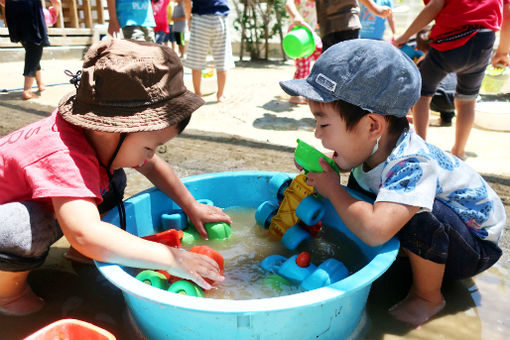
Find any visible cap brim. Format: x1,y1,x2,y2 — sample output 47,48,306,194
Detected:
58,90,204,133
280,79,337,103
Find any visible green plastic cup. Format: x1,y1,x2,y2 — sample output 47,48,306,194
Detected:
481,64,508,94
294,139,340,174
283,26,316,59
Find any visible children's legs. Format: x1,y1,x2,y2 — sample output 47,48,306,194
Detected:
178,44,186,58
35,70,46,92
290,56,312,104
389,249,446,326
216,70,227,102
192,69,202,96
0,270,44,316
412,96,432,140
451,98,476,159
23,76,35,99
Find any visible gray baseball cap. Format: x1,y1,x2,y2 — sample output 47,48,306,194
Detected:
280,39,421,117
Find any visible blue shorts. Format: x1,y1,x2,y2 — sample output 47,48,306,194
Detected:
155,31,168,44
398,199,501,280
167,24,175,42
0,169,127,272
347,174,501,280
420,31,495,100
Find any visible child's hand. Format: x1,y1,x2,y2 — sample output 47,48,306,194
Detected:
187,202,233,239
292,17,308,28
305,158,340,199
492,52,510,68
169,248,224,289
294,158,304,172
392,34,408,48
374,5,392,18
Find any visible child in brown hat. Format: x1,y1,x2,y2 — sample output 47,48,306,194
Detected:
0,38,231,316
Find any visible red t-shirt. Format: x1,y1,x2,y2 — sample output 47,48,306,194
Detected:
0,110,110,207
427,0,508,51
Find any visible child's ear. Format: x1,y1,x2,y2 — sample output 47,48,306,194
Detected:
366,113,385,138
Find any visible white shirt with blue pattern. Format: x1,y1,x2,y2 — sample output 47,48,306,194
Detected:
352,129,506,244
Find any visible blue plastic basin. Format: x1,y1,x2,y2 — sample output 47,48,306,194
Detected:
96,171,399,340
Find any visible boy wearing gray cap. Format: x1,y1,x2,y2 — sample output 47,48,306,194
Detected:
0,38,231,316
280,39,505,327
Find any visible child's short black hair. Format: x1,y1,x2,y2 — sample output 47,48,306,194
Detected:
332,100,409,135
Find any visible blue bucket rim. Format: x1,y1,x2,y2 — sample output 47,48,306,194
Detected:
95,170,399,313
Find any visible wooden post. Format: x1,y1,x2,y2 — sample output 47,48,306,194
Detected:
94,0,105,24
66,0,79,28
81,0,93,28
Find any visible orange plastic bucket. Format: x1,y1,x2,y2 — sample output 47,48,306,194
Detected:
24,319,116,340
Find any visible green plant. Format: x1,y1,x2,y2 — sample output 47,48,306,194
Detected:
232,0,288,60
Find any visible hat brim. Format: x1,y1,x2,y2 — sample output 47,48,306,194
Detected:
280,79,337,103
58,90,205,133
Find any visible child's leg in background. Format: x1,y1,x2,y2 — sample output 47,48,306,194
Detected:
21,42,43,99
290,48,320,104
0,201,62,315
412,96,433,139
451,99,476,158
414,49,448,140
293,55,312,79
391,199,501,326
176,32,186,58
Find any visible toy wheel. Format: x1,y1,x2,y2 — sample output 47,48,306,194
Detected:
204,221,232,240
262,273,290,294
269,173,292,201
135,270,169,290
296,196,325,226
168,280,205,297
281,224,311,250
255,201,279,229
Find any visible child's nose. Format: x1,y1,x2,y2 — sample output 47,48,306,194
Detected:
314,128,321,139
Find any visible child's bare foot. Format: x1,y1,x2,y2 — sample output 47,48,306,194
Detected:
37,83,47,92
217,95,228,103
22,90,34,100
0,285,44,316
389,292,445,327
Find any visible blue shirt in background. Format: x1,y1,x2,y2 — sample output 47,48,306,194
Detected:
116,0,155,28
360,0,392,40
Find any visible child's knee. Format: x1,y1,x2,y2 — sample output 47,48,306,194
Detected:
0,201,61,271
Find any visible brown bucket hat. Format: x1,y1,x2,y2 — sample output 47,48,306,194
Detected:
58,38,204,133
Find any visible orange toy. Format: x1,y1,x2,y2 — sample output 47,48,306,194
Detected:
142,229,183,248
24,319,116,340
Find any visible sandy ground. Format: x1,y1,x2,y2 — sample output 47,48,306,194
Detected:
0,57,509,339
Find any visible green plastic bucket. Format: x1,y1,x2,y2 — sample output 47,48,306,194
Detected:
481,65,509,94
283,26,316,59
294,139,340,174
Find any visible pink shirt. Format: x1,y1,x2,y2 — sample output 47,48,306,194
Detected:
152,0,170,33
0,111,109,207
427,0,508,51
